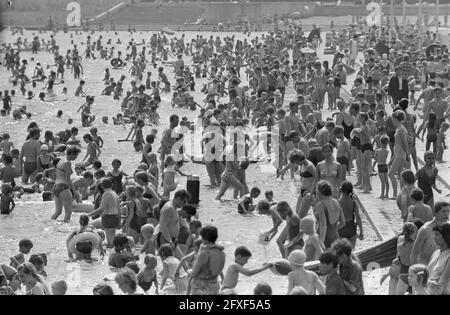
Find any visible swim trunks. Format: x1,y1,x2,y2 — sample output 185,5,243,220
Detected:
101,214,120,229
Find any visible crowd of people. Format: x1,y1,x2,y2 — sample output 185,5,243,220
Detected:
1,15,450,295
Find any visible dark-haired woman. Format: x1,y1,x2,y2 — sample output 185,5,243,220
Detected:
314,180,345,249
338,181,363,249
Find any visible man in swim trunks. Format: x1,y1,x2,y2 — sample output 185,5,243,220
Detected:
157,190,191,249
19,127,41,184
160,114,180,171
88,178,120,248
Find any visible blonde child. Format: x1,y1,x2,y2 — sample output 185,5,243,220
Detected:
300,216,324,262
407,264,429,295
140,224,156,255
159,244,188,293
374,135,390,199
162,154,189,199
137,254,159,295
287,250,325,295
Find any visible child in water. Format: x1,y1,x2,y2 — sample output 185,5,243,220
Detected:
159,244,188,293
0,183,15,215
221,246,272,292
137,254,159,295
300,216,324,262
82,134,101,167
237,187,261,214
287,250,325,295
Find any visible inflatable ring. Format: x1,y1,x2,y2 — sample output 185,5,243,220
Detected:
270,259,292,276
110,58,124,68
68,232,101,256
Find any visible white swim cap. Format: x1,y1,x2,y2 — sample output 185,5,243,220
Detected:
40,144,49,151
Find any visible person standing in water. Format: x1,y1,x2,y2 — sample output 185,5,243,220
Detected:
51,146,81,223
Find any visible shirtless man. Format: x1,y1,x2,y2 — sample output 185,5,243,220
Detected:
19,127,41,184
426,87,450,130
285,101,306,138
160,114,179,171
87,178,120,247
157,190,191,248
410,201,450,265
316,121,334,147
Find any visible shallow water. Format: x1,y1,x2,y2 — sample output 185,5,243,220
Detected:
0,29,388,295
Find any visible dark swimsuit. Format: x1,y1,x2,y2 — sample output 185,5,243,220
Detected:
138,273,156,292
338,200,357,239
300,170,314,196
342,121,354,140
318,203,340,249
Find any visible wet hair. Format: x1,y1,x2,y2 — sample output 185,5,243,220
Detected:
411,188,424,202
319,251,339,268
400,170,416,185
135,172,149,184
200,225,218,244
235,246,252,258
79,214,89,227
433,222,450,248
317,180,333,197
253,282,272,295
158,244,173,259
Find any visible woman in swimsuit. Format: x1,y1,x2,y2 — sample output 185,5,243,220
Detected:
389,110,409,199
416,151,441,210
338,181,363,249
106,159,127,195
314,144,343,198
215,145,246,201
51,146,80,223
314,181,345,250
281,149,316,216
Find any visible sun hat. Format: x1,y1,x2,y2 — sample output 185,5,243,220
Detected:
288,250,306,266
